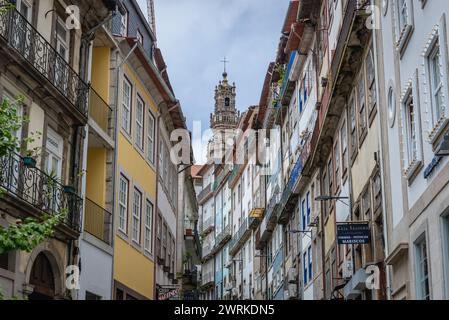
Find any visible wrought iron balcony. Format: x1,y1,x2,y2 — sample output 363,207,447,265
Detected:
201,271,214,288
212,224,231,254
84,198,112,245
0,7,89,118
280,51,297,105
259,192,280,244
0,152,83,234
229,217,254,257
201,216,214,236
89,88,113,138
201,242,214,262
277,157,302,225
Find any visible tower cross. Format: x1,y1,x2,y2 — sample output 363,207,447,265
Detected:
221,56,229,73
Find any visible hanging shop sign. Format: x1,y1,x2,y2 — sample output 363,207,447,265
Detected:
336,222,371,245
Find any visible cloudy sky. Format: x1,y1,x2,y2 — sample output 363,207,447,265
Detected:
137,0,289,163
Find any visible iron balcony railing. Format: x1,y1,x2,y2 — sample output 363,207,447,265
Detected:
84,198,112,245
201,216,214,236
0,152,83,233
0,6,89,117
213,224,231,253
89,88,113,137
229,217,254,256
201,271,214,287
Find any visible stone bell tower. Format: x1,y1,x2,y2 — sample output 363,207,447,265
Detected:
210,60,240,130
207,58,240,163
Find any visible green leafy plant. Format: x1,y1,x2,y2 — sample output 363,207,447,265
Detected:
0,97,66,255
0,2,14,15
0,210,68,255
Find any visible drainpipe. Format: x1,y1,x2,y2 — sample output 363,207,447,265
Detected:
110,39,139,299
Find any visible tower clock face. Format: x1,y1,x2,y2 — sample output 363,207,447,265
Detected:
382,0,388,16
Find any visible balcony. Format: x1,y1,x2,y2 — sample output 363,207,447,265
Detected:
280,51,297,106
84,198,112,245
229,217,254,257
213,169,229,192
277,157,302,225
0,152,83,236
89,88,113,138
200,271,214,289
0,7,89,120
259,193,280,245
212,224,231,254
201,242,214,262
201,216,215,236
197,183,212,204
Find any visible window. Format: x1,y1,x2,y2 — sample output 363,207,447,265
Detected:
55,17,69,62
121,10,128,36
136,29,143,45
144,200,153,253
136,95,144,150
119,175,129,233
424,16,449,139
334,140,341,189
45,128,63,180
132,189,142,243
306,191,311,227
366,48,377,117
349,95,358,156
122,78,132,134
225,97,230,107
357,72,367,140
147,112,155,163
415,237,430,300
303,252,308,285
340,121,348,175
394,0,413,52
362,187,371,218
401,74,422,177
308,246,312,282
388,86,396,127
301,199,306,230
372,172,382,211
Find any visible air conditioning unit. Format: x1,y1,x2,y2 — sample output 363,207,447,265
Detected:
288,268,297,284
343,260,354,280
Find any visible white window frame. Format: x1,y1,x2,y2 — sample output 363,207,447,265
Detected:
400,71,423,180
414,235,430,300
423,15,449,143
393,0,414,54
144,200,153,254
135,95,144,150
132,188,142,244
45,128,63,180
147,111,155,164
122,77,132,134
119,175,129,233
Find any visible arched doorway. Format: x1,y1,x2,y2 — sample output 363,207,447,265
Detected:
28,253,56,300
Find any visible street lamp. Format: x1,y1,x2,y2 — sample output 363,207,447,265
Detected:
315,195,350,207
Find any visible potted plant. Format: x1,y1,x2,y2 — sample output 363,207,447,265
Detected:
22,155,36,168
